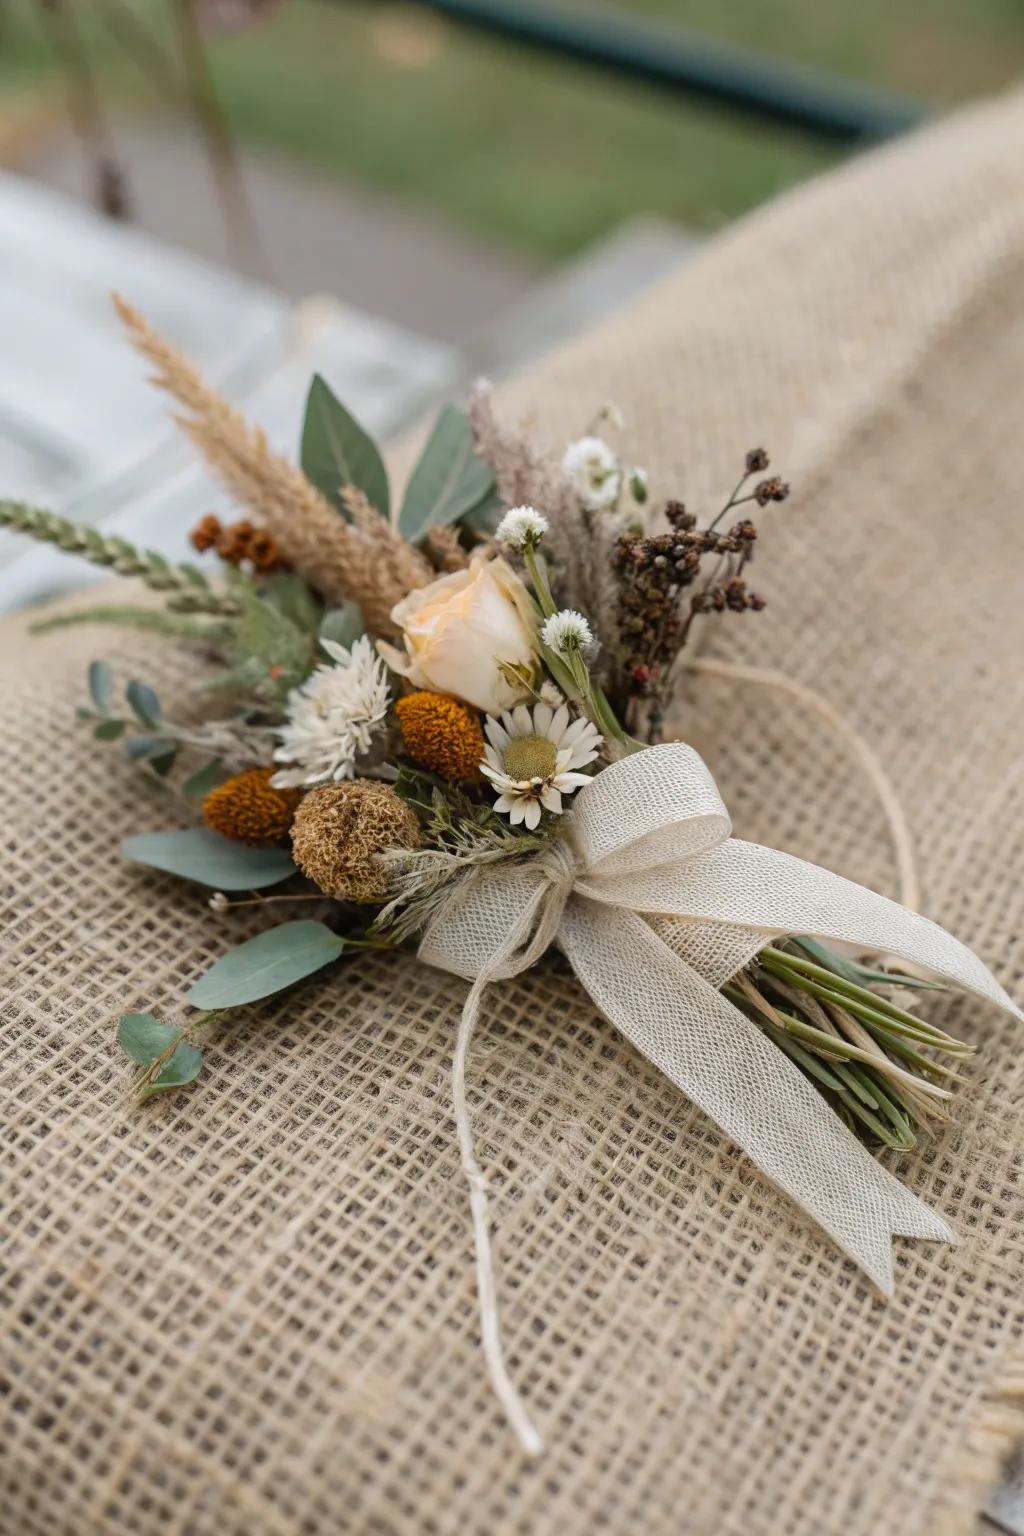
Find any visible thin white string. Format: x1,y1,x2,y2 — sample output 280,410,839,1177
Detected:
682,658,921,912
452,969,544,1457
446,848,576,1453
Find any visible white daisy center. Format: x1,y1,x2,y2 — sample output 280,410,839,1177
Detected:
502,734,557,782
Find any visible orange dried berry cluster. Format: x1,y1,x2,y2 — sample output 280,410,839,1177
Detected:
190,514,289,574
203,766,302,846
395,691,484,782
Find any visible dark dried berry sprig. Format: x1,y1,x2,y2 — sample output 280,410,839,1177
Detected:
754,477,790,506
610,446,790,733
691,577,766,615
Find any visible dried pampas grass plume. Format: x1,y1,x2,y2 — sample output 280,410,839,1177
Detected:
468,380,622,674
112,294,431,634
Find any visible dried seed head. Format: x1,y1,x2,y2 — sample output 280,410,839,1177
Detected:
203,766,302,846
290,780,421,902
754,477,790,506
395,691,484,782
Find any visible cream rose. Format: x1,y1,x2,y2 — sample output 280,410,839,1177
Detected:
377,554,539,714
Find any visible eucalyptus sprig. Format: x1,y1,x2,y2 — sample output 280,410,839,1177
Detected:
117,1010,216,1100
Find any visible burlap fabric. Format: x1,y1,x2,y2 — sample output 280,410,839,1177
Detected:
4,88,1024,1536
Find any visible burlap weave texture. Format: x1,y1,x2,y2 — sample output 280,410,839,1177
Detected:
4,87,1024,1536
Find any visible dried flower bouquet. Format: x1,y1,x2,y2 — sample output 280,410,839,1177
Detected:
3,299,1018,1452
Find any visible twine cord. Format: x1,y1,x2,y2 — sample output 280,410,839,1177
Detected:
453,968,544,1458
448,868,572,1459
682,658,921,913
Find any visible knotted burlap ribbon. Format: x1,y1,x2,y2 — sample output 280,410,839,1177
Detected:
418,742,1021,1451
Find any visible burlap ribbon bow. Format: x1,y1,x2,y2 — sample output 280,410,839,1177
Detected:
418,742,1021,1451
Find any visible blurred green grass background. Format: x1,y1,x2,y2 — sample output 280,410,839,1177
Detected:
2,0,1023,259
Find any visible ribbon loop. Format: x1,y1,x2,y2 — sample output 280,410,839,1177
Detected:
567,741,731,878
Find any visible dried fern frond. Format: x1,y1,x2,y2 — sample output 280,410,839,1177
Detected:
468,381,623,674
113,295,431,633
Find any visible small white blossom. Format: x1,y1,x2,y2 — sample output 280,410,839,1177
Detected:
495,504,549,550
562,435,622,512
537,679,565,707
480,702,603,829
271,636,390,789
541,609,593,655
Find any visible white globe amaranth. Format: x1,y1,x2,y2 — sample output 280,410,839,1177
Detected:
541,608,594,655
495,504,549,550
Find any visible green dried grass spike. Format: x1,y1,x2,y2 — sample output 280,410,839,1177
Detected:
0,499,240,616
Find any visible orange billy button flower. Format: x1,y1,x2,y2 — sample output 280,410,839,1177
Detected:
203,766,302,846
395,690,485,782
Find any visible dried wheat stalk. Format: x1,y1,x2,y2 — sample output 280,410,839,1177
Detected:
113,294,432,634
425,523,470,572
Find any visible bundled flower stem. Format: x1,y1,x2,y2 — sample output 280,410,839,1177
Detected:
730,940,967,1149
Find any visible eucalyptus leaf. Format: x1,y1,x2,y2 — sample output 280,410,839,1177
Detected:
399,406,495,541
122,827,296,889
301,374,389,517
149,749,179,778
186,920,345,1009
94,718,126,741
319,603,365,650
125,734,177,761
89,659,114,714
117,1011,180,1064
461,486,504,535
182,758,223,801
126,679,162,727
140,1041,203,1098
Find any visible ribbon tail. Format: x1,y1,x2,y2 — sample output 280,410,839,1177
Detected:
559,898,952,1295
582,838,1021,1022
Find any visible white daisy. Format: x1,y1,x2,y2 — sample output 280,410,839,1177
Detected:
495,504,549,550
480,702,603,829
541,609,593,655
271,636,390,788
561,435,622,512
